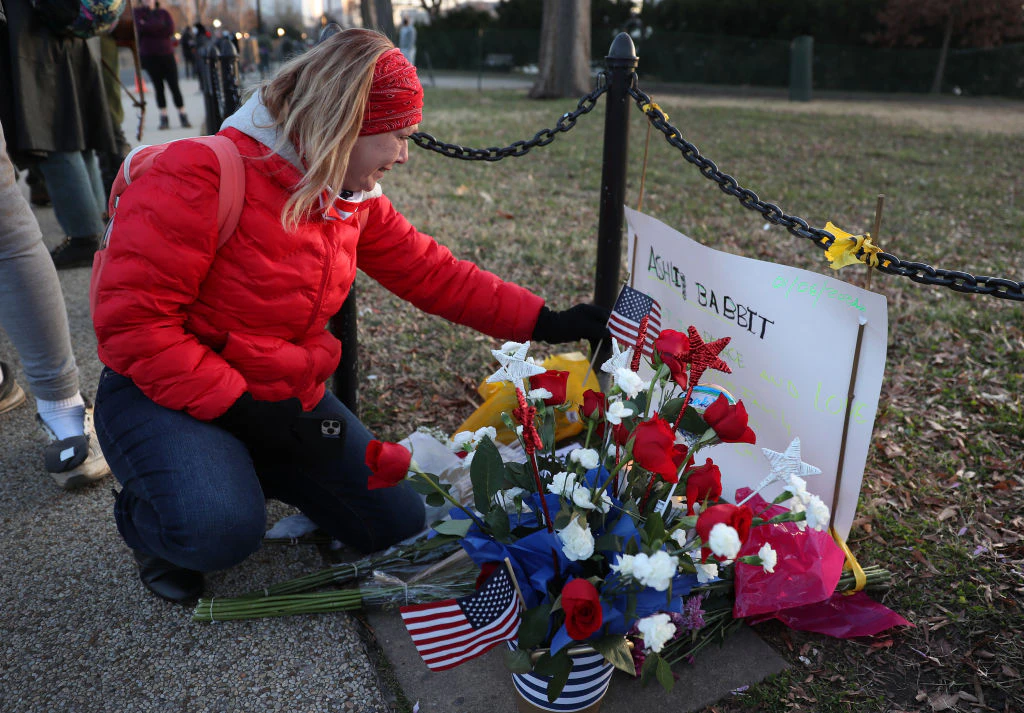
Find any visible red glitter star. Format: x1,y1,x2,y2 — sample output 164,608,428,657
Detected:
686,326,732,388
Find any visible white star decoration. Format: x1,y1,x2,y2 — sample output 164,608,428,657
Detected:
600,339,632,375
738,437,822,506
486,341,546,385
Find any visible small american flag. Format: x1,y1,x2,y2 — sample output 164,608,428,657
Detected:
400,564,521,671
608,285,662,356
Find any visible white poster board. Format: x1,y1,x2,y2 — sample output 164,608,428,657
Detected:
625,208,888,539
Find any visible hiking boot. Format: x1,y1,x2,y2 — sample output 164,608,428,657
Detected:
50,235,100,270
158,115,170,130
0,362,27,414
179,112,192,129
37,404,111,489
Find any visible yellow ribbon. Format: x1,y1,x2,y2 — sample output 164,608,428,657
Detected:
640,102,669,122
822,221,885,270
830,527,867,594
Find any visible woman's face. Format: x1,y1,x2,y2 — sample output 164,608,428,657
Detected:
341,126,417,193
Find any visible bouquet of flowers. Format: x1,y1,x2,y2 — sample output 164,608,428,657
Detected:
367,319,841,704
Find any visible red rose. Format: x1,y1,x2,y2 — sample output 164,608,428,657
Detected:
580,389,606,420
474,561,501,589
702,395,756,444
530,370,569,406
561,577,603,640
611,422,632,447
696,503,753,561
631,416,679,482
685,458,722,515
365,440,411,490
654,329,690,388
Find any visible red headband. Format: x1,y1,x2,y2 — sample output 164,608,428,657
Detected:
360,48,424,136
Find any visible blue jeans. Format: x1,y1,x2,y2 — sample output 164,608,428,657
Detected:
0,124,80,400
37,150,106,238
93,369,426,571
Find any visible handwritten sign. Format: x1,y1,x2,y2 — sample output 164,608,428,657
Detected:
626,208,888,539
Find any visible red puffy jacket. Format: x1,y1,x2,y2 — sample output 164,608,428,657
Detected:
92,128,543,420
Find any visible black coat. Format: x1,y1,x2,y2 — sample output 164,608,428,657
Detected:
0,0,116,163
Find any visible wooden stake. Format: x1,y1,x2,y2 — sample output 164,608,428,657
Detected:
503,557,528,612
828,318,867,532
866,194,884,291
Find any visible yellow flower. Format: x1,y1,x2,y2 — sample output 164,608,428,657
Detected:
641,102,669,122
823,221,883,270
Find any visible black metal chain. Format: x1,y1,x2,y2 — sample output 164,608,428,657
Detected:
628,83,1024,302
410,77,609,161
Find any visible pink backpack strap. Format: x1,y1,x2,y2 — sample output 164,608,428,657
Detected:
192,135,245,249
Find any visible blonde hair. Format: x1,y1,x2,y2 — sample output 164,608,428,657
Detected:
260,29,394,231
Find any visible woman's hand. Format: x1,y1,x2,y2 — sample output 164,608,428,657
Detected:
531,304,611,345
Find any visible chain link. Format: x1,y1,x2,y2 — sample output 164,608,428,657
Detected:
410,77,608,161
628,84,1024,302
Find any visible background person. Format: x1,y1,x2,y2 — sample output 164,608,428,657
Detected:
398,17,416,65
133,0,190,130
90,29,608,604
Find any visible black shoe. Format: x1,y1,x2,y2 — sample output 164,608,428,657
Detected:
133,551,204,603
158,115,170,130
50,235,100,270
179,112,192,129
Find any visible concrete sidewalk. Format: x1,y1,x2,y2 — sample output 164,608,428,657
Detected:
0,75,786,713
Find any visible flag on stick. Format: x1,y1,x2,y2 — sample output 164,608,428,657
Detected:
400,563,521,671
608,285,662,356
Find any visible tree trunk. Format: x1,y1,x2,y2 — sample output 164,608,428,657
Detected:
930,11,954,94
529,0,592,99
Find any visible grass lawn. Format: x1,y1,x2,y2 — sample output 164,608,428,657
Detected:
355,84,1024,713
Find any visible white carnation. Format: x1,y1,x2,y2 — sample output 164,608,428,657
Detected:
528,388,553,402
610,553,634,577
572,487,612,513
570,448,600,470
472,427,497,446
708,523,742,561
499,341,527,354
557,516,595,562
547,471,576,496
636,613,677,654
451,431,474,450
630,551,678,592
783,475,809,501
613,368,648,399
670,529,687,547
493,487,526,512
804,494,831,531
758,542,777,574
606,400,634,425
688,552,718,583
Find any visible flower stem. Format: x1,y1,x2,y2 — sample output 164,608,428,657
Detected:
411,465,488,531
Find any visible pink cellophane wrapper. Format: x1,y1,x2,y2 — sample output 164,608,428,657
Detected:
732,490,845,619
754,591,912,637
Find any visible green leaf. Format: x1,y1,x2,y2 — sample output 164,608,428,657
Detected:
470,437,507,514
539,408,556,453
407,472,447,497
533,650,573,702
643,511,667,548
659,396,686,424
678,405,708,435
504,645,533,674
639,650,658,685
655,654,675,691
431,519,472,537
553,509,572,531
517,605,551,650
425,492,445,507
593,532,621,553
591,635,636,676
485,507,511,541
504,461,534,491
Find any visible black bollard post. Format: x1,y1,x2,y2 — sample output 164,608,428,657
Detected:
198,43,223,133
321,21,360,415
593,33,638,366
216,38,242,118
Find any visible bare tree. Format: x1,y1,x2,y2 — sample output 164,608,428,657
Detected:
876,0,1024,93
529,0,592,99
419,0,444,22
361,0,396,39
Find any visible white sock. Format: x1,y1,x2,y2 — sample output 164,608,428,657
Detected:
36,394,87,440
0,367,5,386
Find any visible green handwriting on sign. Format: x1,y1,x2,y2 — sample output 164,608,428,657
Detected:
758,370,869,424
772,276,866,313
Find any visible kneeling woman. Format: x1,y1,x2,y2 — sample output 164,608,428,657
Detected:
91,30,607,603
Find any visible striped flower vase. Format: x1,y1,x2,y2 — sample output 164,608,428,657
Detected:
508,643,614,713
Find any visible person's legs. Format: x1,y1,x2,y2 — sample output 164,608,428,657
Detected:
94,369,267,573
37,151,107,268
156,55,190,128
141,55,170,129
258,391,426,554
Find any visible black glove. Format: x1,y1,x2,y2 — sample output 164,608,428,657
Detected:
214,393,346,461
531,304,611,345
